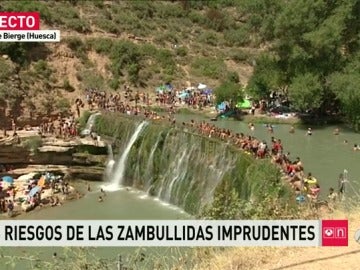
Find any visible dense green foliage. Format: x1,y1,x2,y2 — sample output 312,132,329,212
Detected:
214,81,244,107
244,0,360,128
0,0,359,129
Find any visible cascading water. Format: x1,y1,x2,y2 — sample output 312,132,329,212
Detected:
143,133,162,193
104,121,148,191
97,114,283,214
80,112,101,136
104,143,115,181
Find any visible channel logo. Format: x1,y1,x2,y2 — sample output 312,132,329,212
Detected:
321,220,348,246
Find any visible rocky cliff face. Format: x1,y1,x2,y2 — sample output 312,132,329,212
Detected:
0,136,107,181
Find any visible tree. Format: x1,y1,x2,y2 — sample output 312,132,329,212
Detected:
247,53,284,99
246,0,360,121
288,73,323,112
330,54,360,130
214,81,243,107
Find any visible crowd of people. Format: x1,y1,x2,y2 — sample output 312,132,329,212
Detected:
38,114,79,139
0,173,71,218
79,90,342,209
78,86,349,210
1,84,345,213
79,86,214,114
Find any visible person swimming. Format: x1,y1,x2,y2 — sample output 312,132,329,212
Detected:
289,126,295,134
98,196,103,202
307,128,312,136
333,128,340,135
249,123,255,131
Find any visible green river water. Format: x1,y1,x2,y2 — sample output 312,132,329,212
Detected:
175,115,360,198
3,182,190,269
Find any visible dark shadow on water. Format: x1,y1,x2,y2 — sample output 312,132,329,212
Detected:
270,249,360,270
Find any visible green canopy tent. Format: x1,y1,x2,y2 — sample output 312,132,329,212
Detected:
155,85,166,93
236,99,251,109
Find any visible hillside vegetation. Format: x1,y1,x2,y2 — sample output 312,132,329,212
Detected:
0,0,359,129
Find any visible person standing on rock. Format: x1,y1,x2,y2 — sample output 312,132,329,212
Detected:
7,200,14,217
11,118,16,135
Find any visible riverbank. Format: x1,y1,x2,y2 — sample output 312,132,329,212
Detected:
149,104,303,125
0,173,84,219
0,129,109,219
148,103,346,126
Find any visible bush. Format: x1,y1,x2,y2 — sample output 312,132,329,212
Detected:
129,1,156,19
139,44,158,57
33,60,52,79
22,136,42,152
175,46,188,57
197,31,220,46
87,38,113,54
93,18,119,34
214,81,243,105
128,63,140,85
109,78,120,90
51,4,79,23
224,26,251,46
156,2,185,18
65,36,88,61
56,98,71,114
77,69,105,89
110,41,141,75
63,79,75,92
156,49,176,70
0,59,14,80
2,1,52,24
65,18,91,33
229,49,251,62
191,57,227,79
227,71,240,83
204,9,233,32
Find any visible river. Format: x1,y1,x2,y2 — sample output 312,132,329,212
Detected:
175,114,360,199
4,182,190,269
3,113,360,269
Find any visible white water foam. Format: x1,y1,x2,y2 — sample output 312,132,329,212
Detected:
101,183,123,192
104,121,148,191
80,112,101,136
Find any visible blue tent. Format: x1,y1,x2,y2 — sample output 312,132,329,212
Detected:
217,102,227,111
202,89,212,95
2,176,13,184
165,83,173,90
177,91,189,99
29,186,42,197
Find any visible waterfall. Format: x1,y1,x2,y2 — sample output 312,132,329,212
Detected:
97,114,283,214
81,112,101,136
104,143,115,181
106,121,148,190
144,133,162,192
